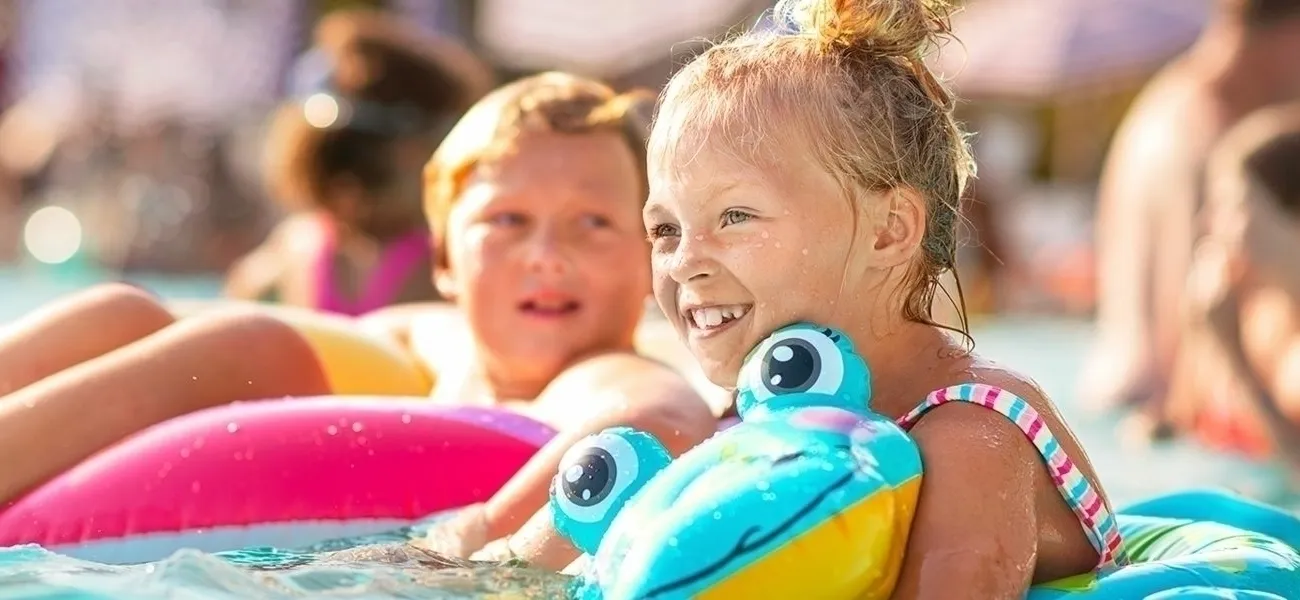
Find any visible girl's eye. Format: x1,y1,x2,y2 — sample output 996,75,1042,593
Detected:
721,209,754,226
488,212,527,227
647,223,680,240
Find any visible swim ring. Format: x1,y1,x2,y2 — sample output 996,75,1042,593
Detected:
260,306,434,395
0,397,552,563
550,322,1300,600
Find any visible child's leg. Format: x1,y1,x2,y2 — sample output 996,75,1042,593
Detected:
0,283,176,397
0,309,333,504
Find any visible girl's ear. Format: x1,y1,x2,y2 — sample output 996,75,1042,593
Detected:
868,187,926,269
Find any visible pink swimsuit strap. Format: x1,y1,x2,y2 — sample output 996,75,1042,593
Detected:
315,224,431,317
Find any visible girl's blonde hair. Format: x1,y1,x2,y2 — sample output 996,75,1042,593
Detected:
651,0,975,337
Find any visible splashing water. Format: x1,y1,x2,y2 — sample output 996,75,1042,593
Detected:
0,525,574,599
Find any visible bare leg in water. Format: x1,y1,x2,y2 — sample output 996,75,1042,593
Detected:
0,284,335,504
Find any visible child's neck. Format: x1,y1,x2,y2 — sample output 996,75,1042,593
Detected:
848,319,964,416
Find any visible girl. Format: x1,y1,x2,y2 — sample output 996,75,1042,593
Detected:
498,0,1123,595
0,74,716,527
225,9,493,314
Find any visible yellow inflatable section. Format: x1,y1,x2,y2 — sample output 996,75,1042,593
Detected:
168,300,434,396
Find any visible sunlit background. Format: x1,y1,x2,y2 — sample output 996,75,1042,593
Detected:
0,0,1297,544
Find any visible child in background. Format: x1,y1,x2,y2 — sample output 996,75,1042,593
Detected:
494,0,1123,593
1166,102,1300,469
225,10,493,315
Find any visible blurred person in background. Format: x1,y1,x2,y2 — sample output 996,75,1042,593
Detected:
1083,0,1300,433
224,9,493,314
1166,102,1300,471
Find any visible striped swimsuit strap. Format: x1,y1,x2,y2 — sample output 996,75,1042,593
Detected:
895,383,1125,567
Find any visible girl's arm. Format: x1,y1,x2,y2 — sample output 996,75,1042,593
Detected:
426,354,716,567
889,402,1042,599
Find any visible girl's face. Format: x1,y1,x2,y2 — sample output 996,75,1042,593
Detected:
439,130,650,389
644,136,887,388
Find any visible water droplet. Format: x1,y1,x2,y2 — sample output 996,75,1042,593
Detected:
755,480,770,491
694,234,704,241
190,481,202,493
802,248,809,255
400,414,412,424
191,376,197,381
667,537,679,547
143,564,156,574
233,452,244,461
760,231,770,239
775,241,782,248
712,511,723,520
326,425,339,435
21,399,34,409
226,422,239,433
351,422,364,432
179,448,190,458
192,438,206,449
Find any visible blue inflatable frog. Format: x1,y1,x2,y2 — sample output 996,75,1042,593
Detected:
548,322,924,599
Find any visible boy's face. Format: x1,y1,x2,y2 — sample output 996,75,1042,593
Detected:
644,135,871,388
438,130,650,387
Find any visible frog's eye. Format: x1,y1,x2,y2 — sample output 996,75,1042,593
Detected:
553,431,642,526
745,327,845,402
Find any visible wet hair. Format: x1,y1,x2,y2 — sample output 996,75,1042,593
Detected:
1215,103,1300,215
650,0,975,338
424,72,656,268
266,9,493,213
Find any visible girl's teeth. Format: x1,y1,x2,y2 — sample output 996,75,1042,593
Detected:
690,305,748,329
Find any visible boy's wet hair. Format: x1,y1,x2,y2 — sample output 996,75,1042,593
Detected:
266,9,493,212
1215,103,1300,215
424,72,656,268
651,0,975,339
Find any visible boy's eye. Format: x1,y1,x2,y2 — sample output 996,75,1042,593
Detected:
488,212,527,227
581,214,612,228
721,209,754,226
647,223,680,239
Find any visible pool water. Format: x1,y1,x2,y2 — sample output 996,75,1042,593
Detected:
0,269,1296,598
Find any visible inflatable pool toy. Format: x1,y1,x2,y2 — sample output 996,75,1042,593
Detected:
1026,488,1300,599
550,322,1300,599
550,322,924,599
265,307,434,395
0,398,553,563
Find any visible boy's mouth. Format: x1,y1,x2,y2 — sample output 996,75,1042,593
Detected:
519,297,582,318
684,304,752,332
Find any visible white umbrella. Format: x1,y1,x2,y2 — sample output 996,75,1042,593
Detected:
475,0,767,78
931,0,1214,99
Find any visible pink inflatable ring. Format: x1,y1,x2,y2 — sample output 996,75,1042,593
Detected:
0,397,553,563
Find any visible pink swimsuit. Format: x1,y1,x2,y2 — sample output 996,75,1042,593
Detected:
314,223,431,317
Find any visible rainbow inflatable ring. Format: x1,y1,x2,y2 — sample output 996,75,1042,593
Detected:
550,322,1300,600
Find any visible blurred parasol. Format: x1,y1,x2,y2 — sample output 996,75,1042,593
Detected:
931,0,1215,99
475,0,767,78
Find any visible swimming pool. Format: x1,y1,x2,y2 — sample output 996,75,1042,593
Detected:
1,269,1295,598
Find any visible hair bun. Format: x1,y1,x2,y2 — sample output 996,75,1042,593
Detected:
773,0,957,58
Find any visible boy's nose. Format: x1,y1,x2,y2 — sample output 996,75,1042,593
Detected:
524,231,572,276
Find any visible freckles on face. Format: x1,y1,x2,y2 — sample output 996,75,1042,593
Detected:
645,142,858,385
